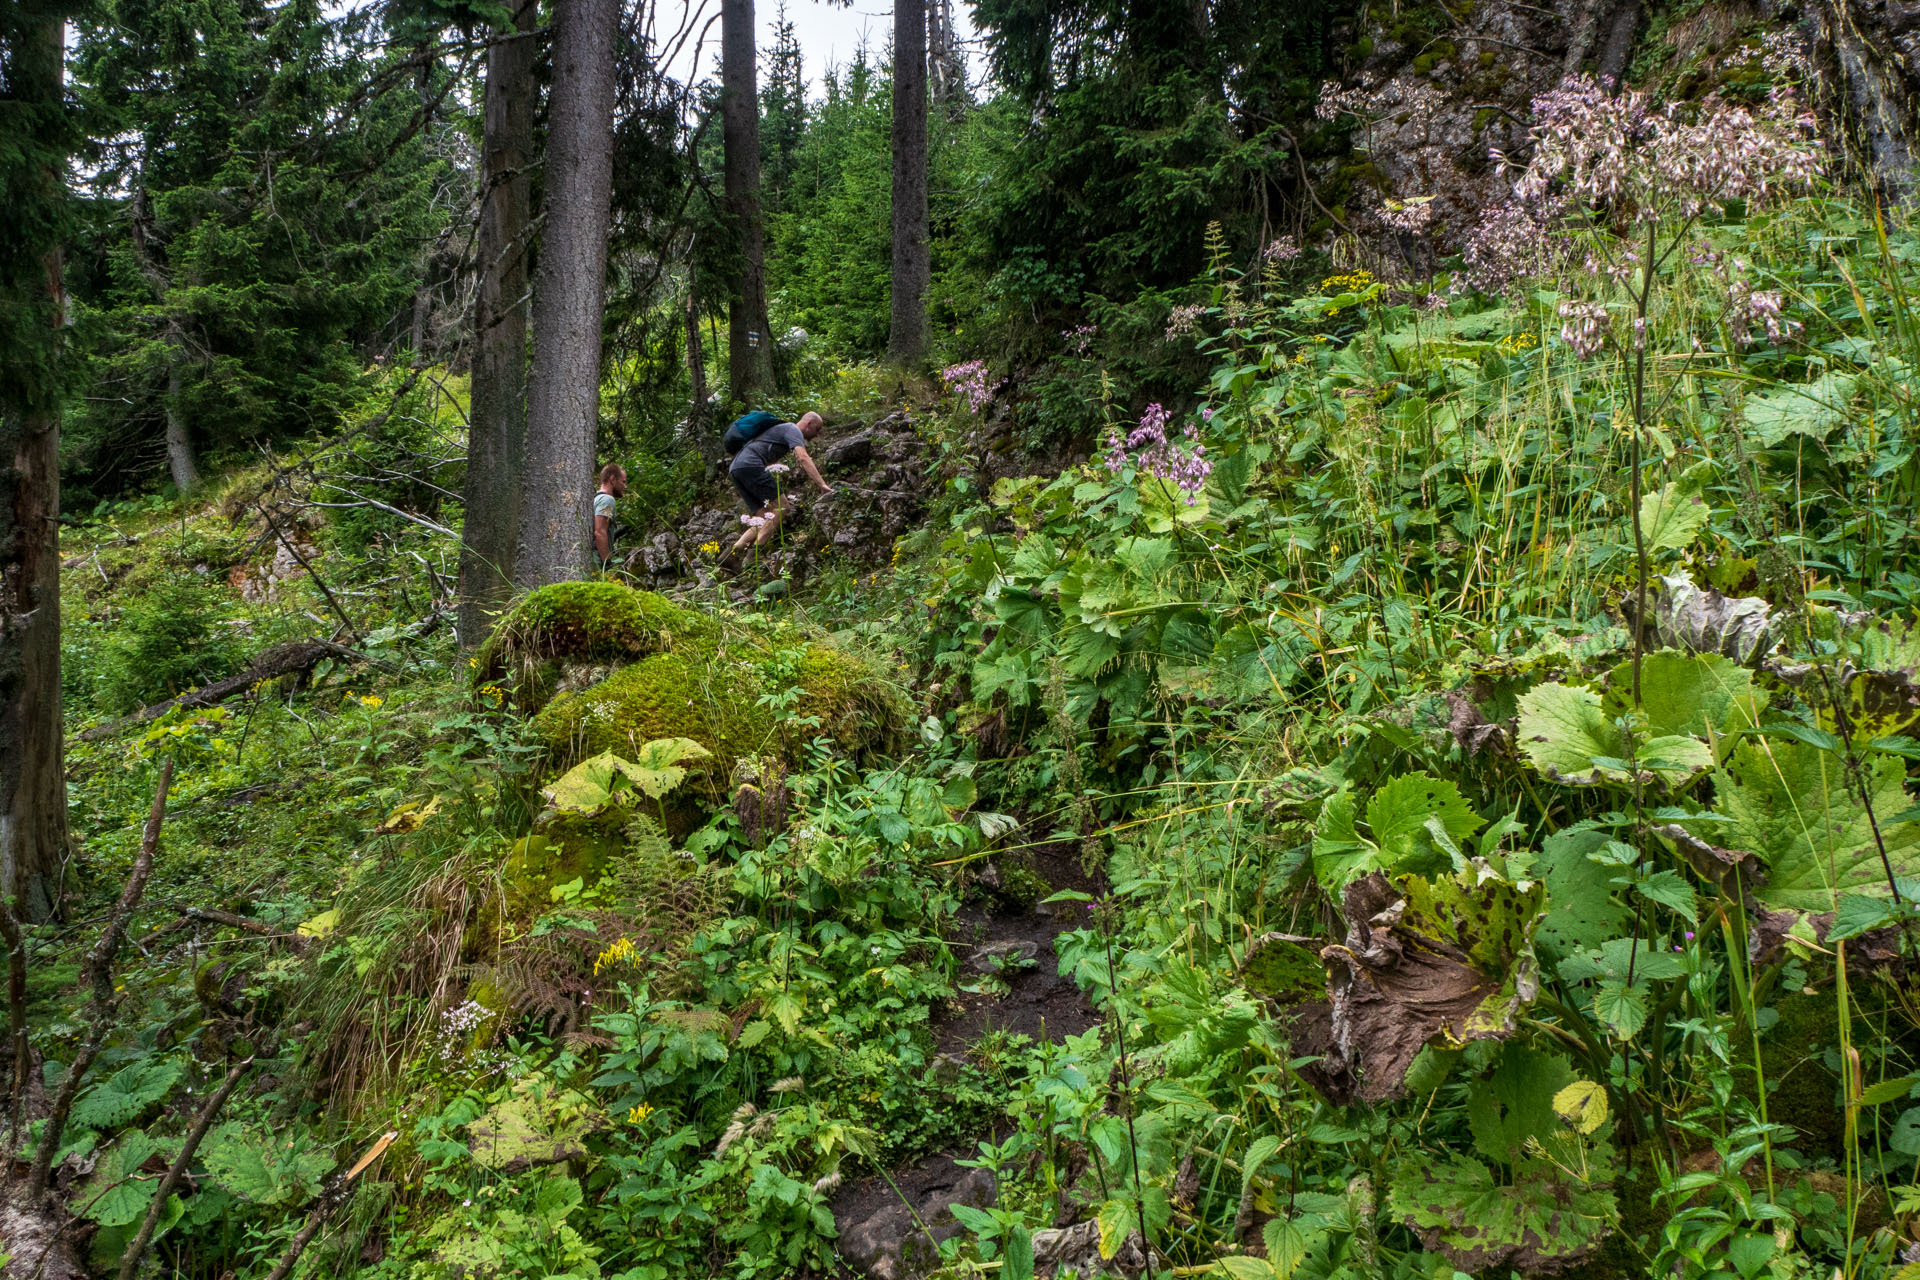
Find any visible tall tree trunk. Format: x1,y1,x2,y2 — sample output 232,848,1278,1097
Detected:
721,0,773,400
163,330,200,495
457,0,537,643
889,0,930,367
516,0,619,588
0,9,71,924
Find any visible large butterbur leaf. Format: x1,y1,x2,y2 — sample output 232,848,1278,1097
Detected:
1636,461,1716,556
1310,773,1483,892
1743,369,1857,445
1516,681,1712,786
1312,867,1544,1103
201,1123,335,1206
1387,1153,1616,1273
1709,738,1920,912
1602,650,1765,751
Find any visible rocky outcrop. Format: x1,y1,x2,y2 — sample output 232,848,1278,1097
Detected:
833,1161,997,1280
621,411,931,595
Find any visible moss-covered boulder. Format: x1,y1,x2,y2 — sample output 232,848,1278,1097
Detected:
476,581,716,707
531,641,906,799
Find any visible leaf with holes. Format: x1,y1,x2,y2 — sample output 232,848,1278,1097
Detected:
1387,1153,1616,1273
201,1124,334,1206
70,1059,182,1132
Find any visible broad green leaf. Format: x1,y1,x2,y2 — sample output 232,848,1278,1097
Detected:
542,751,629,815
70,1059,182,1132
1637,480,1710,555
201,1124,334,1206
1003,1224,1035,1280
1603,650,1765,746
1467,1046,1573,1165
1712,738,1920,911
1593,980,1648,1040
1214,1259,1277,1280
1096,1198,1134,1260
1263,1218,1318,1276
1366,773,1483,870
1634,870,1699,924
1311,774,1483,892
1241,1134,1283,1194
466,1084,604,1173
1743,370,1857,445
1728,1232,1775,1279
77,1131,165,1226
1386,1154,1616,1272
1516,684,1622,786
624,737,713,799
1535,829,1630,962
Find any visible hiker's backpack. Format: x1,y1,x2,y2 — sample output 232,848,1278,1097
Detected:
722,410,783,457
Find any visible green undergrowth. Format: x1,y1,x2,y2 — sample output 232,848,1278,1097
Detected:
21,185,1920,1280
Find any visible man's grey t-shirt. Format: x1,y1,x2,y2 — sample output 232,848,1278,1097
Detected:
730,422,805,471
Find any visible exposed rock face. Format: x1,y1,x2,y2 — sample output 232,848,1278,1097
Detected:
834,1164,997,1280
1327,0,1645,249
1810,0,1920,195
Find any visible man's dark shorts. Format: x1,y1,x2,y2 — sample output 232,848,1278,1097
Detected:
731,465,779,511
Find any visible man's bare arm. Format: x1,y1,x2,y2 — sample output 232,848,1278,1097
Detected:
594,515,613,561
791,447,833,494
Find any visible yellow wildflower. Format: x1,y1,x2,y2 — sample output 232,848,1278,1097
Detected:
628,1103,655,1124
594,936,637,975
699,541,720,554
359,695,384,709
1320,269,1375,293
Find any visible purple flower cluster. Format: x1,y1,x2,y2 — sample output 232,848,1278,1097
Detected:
941,360,993,413
1263,235,1301,262
1696,246,1801,347
1557,299,1610,358
1061,324,1097,358
1508,76,1819,221
1164,304,1206,340
1103,403,1213,503
1459,201,1561,295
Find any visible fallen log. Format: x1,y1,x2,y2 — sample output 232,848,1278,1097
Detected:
79,638,388,741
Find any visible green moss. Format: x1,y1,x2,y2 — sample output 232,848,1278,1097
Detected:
476,581,717,703
530,641,908,804
1754,992,1845,1158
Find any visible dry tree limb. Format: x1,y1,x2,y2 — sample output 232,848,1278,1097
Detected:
114,1057,253,1280
256,504,360,643
26,761,172,1202
260,1131,397,1280
181,908,311,956
80,638,389,741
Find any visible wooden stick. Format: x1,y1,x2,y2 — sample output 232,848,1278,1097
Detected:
115,1057,253,1280
27,761,171,1201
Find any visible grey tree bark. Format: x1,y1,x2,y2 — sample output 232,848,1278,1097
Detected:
889,0,931,367
457,0,537,644
721,0,774,399
517,0,619,588
0,9,71,925
163,338,200,495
